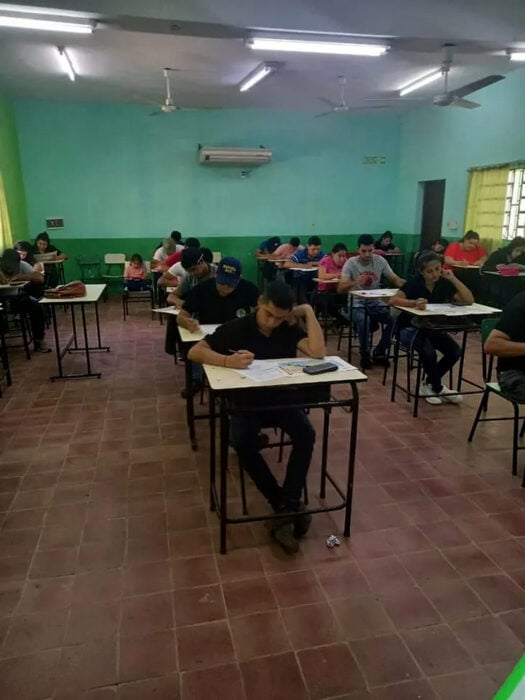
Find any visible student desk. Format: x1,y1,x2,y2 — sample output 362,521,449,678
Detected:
482,270,525,305
42,259,66,286
204,356,367,553
0,281,33,360
0,303,11,391
178,323,220,449
39,284,109,380
390,302,501,416
347,289,399,363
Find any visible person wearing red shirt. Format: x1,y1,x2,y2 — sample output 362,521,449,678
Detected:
444,230,488,267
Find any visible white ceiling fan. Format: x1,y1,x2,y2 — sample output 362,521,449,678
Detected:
315,76,389,117
149,67,180,116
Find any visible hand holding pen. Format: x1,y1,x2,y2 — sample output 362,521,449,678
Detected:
225,348,255,369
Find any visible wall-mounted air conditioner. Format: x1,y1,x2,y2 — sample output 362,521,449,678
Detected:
198,146,272,165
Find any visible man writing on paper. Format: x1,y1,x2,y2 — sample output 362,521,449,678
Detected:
188,281,326,554
177,257,258,397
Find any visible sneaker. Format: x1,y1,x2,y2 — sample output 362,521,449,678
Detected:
180,381,203,399
439,385,463,404
266,518,299,554
419,383,442,405
372,353,390,368
360,353,373,370
34,340,51,353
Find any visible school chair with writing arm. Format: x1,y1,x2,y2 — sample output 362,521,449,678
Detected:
102,253,126,299
122,261,155,320
468,318,525,485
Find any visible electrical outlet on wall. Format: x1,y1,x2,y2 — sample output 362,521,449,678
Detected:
447,220,458,230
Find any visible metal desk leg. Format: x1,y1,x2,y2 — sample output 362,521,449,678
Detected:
319,406,330,499
219,396,230,554
209,390,217,512
391,332,400,403
456,330,469,392
94,302,107,350
185,359,197,450
71,305,79,349
50,306,63,379
347,296,354,363
344,382,359,537
80,304,92,376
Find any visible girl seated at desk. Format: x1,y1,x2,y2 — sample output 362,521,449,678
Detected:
375,231,400,254
15,241,44,276
389,252,473,405
124,253,151,292
33,231,68,261
444,230,488,267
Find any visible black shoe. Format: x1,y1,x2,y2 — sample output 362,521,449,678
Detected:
372,353,390,368
360,353,373,370
266,518,299,554
180,381,203,399
294,505,312,539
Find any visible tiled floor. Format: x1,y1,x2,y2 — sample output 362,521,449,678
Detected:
0,299,524,699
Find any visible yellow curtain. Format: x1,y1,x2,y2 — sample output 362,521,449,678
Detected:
464,167,508,251
0,172,13,251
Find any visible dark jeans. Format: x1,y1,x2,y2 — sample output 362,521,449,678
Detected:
230,408,316,510
124,279,151,292
8,296,45,343
498,370,525,404
352,301,394,355
400,327,461,393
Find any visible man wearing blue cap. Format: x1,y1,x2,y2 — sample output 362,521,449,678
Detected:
177,257,259,396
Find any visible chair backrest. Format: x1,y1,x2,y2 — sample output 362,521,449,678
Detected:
104,253,126,264
481,317,499,344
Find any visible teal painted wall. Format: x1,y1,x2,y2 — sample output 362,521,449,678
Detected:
14,102,401,246
0,93,28,241
397,68,525,239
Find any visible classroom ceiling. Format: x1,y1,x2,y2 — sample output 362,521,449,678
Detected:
0,0,524,113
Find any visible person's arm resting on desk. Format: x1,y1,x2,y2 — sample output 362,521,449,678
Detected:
485,330,525,357
177,309,200,332
12,268,44,285
188,341,254,369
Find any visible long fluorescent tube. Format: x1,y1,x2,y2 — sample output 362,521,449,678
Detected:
0,16,93,33
247,37,388,56
509,52,525,61
57,47,76,81
239,63,275,92
399,69,442,96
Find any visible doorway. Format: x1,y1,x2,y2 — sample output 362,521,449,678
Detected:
419,179,446,249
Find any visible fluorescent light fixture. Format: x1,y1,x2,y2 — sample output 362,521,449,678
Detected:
57,47,76,81
509,52,525,61
247,37,388,56
399,69,442,96
239,63,276,92
0,15,94,33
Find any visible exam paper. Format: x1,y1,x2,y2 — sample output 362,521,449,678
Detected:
234,360,286,382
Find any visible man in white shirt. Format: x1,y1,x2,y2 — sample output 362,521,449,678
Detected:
338,234,404,369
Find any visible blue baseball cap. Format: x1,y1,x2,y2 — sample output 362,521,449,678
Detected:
216,257,242,287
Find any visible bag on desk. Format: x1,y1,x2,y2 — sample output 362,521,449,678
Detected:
44,281,87,299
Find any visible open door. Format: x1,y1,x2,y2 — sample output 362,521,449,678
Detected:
419,179,446,249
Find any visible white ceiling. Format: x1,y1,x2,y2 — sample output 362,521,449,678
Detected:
0,0,524,112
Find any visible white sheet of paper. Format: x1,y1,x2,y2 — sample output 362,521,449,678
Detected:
234,360,287,382
425,304,470,315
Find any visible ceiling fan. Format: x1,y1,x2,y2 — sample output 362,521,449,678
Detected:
368,44,505,109
149,68,180,116
315,76,389,117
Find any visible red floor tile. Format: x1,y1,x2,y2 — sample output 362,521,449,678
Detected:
298,643,366,699
180,664,243,700
119,674,180,700
402,625,474,676
382,587,441,630
429,670,497,700
119,630,177,683
281,602,343,649
222,576,277,617
331,595,393,640
240,652,308,700
451,616,523,665
468,573,525,612
268,570,324,607
350,633,421,686
230,610,290,660
173,584,226,626
177,620,235,672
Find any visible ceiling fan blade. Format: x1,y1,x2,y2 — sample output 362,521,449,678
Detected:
317,97,339,108
451,97,480,109
453,74,504,99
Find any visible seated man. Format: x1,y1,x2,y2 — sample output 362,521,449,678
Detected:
283,235,325,303
177,257,259,396
485,291,525,403
163,248,216,357
188,281,326,554
0,248,50,353
338,233,404,369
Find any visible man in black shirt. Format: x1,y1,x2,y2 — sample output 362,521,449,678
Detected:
485,291,525,402
188,281,326,554
177,257,258,396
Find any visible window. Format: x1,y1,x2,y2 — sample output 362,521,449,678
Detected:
502,168,525,240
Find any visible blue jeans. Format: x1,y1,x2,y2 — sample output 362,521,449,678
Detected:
400,327,461,393
351,301,394,355
230,409,315,510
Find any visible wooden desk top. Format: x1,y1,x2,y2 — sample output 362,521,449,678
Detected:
451,264,481,270
350,288,399,299
178,324,220,343
204,355,367,391
393,302,501,317
39,284,106,305
152,306,180,316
